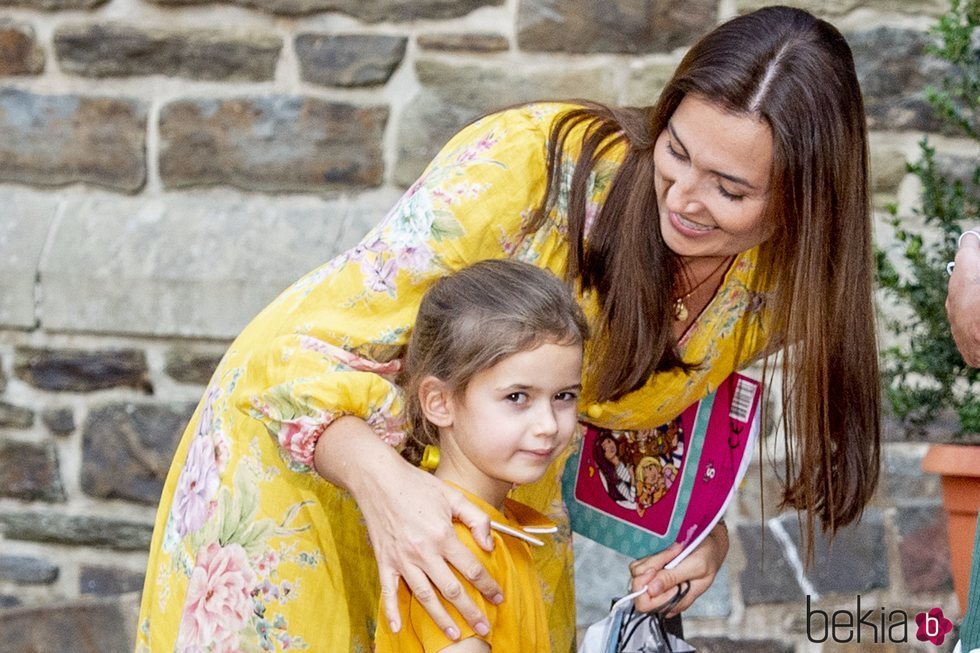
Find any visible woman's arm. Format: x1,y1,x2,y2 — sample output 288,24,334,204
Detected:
315,416,500,640
627,520,730,616
948,230,980,367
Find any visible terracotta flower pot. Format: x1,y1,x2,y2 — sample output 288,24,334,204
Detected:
922,443,980,611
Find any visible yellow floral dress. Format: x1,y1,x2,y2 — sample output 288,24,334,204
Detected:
135,102,770,653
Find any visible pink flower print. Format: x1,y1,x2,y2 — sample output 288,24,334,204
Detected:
277,414,331,468
173,434,220,537
178,542,257,653
394,243,435,272
584,201,599,236
253,549,279,578
213,431,231,474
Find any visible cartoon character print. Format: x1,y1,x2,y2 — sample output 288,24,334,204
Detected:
591,417,685,516
593,433,637,509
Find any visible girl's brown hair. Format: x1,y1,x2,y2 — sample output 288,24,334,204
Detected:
400,259,589,464
527,6,880,549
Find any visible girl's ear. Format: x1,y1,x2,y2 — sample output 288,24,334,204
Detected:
418,375,454,428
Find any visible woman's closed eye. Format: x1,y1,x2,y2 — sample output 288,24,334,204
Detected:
666,141,688,162
717,184,744,201
668,141,745,202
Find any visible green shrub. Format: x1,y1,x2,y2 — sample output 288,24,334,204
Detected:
877,0,979,435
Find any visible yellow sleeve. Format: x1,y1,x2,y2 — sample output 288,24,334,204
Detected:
234,103,567,470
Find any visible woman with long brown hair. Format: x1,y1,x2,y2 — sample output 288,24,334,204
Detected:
136,6,880,653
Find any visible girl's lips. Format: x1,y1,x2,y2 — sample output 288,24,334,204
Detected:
670,211,715,236
522,448,556,459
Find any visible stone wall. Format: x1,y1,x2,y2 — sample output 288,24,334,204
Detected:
0,0,972,650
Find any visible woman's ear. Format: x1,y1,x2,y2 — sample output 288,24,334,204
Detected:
418,376,454,428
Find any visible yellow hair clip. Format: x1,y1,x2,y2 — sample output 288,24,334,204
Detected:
420,444,440,472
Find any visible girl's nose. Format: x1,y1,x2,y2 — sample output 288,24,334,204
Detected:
534,405,559,437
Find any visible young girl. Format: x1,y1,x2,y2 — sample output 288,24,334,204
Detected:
374,259,589,653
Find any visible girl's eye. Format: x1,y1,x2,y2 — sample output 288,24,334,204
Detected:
666,142,688,161
554,391,578,402
717,184,745,201
505,392,528,404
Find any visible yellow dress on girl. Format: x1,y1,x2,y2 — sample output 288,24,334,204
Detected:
135,102,770,653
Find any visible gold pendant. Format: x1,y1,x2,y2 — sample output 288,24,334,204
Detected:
674,297,688,321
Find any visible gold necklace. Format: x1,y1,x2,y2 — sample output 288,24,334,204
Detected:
673,256,732,321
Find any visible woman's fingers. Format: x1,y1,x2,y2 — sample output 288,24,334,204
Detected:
379,567,404,633
447,491,503,607
403,561,471,641
629,542,684,593
451,492,494,552
630,522,730,616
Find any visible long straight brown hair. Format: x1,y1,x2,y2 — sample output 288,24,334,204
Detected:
527,6,880,548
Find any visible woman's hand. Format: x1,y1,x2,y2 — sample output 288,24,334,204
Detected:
628,520,730,616
314,416,502,640
947,230,980,367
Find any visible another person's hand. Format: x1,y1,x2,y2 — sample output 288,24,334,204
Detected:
628,520,729,616
314,416,502,640
947,229,980,367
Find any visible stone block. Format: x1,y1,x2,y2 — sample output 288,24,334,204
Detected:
869,138,909,196
54,23,281,81
38,191,399,338
0,555,58,584
735,0,947,17
571,535,731,624
395,59,617,185
0,0,105,8
684,560,731,619
783,509,889,595
159,96,386,192
623,61,678,107
0,512,153,550
848,27,950,133
295,33,406,87
738,522,802,605
0,594,139,652
518,0,718,54
145,0,501,22
0,21,43,75
80,564,145,596
879,444,940,502
14,347,151,392
896,504,952,593
164,347,224,385
0,595,20,608
735,462,787,521
41,407,75,435
0,402,33,429
0,192,59,328
0,440,64,502
573,535,631,626
417,32,509,52
0,89,146,192
81,401,196,505
687,637,793,653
